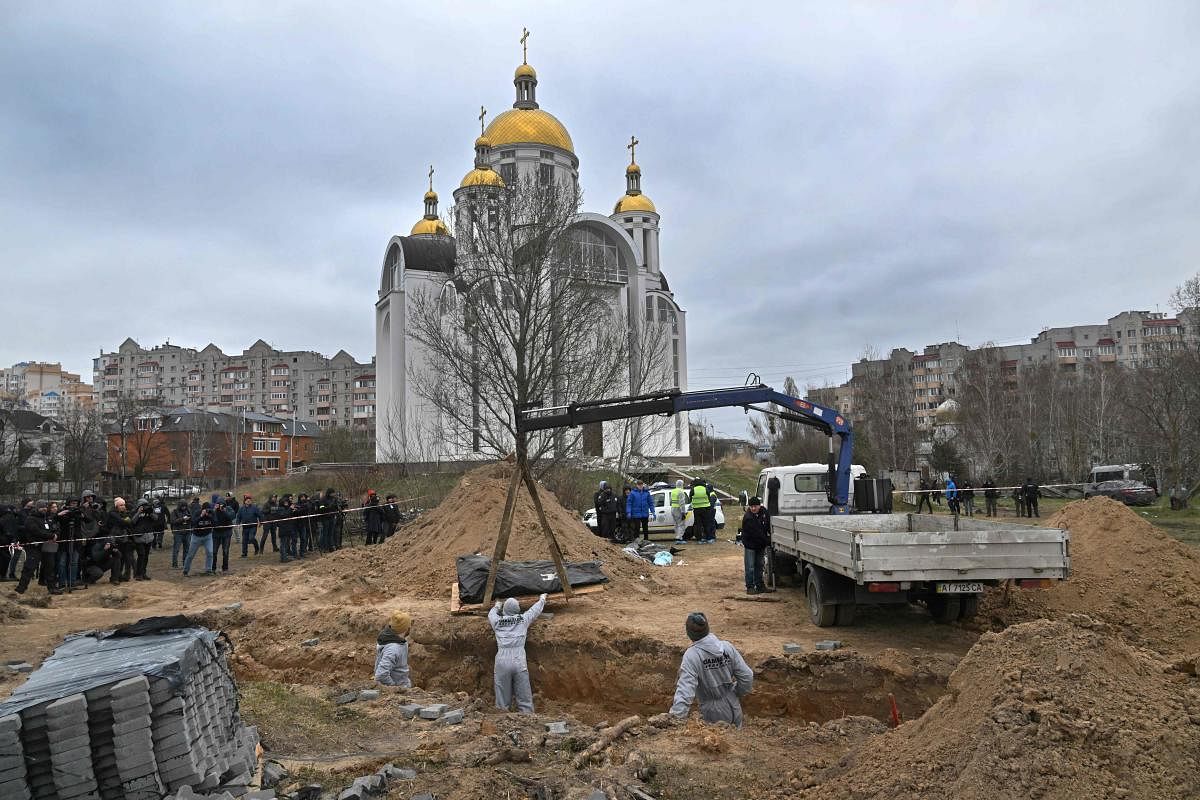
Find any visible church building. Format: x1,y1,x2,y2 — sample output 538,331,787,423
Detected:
375,41,690,464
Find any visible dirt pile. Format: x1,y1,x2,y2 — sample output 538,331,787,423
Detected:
798,615,1200,799
980,497,1200,654
223,461,664,602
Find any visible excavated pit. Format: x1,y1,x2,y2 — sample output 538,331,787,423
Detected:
222,608,955,726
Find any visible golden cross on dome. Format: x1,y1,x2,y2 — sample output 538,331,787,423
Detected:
428,165,434,192
627,135,639,164
479,105,487,135
520,27,530,63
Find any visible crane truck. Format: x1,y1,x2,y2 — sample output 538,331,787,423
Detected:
517,383,1070,627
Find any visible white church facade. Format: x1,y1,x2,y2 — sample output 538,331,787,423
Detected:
375,46,690,464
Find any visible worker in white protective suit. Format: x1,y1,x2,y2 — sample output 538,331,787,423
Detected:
489,593,547,713
669,611,754,727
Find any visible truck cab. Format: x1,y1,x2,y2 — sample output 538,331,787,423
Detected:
756,463,868,515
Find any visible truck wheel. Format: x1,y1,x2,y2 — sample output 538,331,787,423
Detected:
958,595,980,621
806,569,837,627
835,602,856,626
928,596,961,624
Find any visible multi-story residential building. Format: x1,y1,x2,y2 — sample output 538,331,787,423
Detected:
0,362,95,416
830,308,1199,428
104,407,321,487
93,339,375,441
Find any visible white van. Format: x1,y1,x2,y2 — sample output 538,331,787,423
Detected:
756,463,868,515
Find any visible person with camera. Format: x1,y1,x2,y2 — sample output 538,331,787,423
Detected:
130,498,157,580
151,497,169,549
0,503,19,582
383,493,401,539
16,500,62,596
183,502,216,576
295,492,313,557
170,500,191,569
259,494,279,554
54,497,87,591
363,489,385,545
275,494,297,563
106,497,135,582
210,495,235,573
315,488,338,552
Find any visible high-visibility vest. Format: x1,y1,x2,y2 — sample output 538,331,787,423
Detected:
670,487,686,508
690,485,711,509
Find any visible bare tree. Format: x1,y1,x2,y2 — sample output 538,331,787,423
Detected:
851,349,919,471
408,176,628,465
954,345,1016,479
1169,270,1200,312
749,377,829,465
59,404,105,494
611,310,673,474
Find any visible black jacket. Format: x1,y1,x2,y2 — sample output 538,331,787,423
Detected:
983,482,998,499
106,508,135,546
741,507,771,550
171,505,191,532
594,488,619,516
363,498,384,534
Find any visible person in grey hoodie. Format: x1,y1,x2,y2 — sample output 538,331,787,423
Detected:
669,612,753,726
488,593,547,713
374,610,412,688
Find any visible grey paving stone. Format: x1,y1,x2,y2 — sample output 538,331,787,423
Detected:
112,718,154,738
814,640,843,651
379,764,417,782
7,663,33,673
334,692,358,706
437,709,464,725
109,676,150,697
544,721,568,734
300,638,319,647
783,642,804,654
0,778,31,800
398,704,422,720
0,753,25,771
418,704,448,719
46,694,87,715
261,761,289,789
244,791,277,800
357,689,380,701
0,714,22,733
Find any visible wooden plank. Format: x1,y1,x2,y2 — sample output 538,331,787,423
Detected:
522,459,573,600
483,462,524,607
450,583,606,614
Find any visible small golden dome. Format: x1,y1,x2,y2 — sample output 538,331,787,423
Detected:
474,134,492,149
411,217,449,236
424,189,438,202
626,162,641,175
484,108,574,153
460,167,506,188
515,63,537,79
614,193,657,214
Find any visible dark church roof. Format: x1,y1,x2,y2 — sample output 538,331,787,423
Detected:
401,235,455,274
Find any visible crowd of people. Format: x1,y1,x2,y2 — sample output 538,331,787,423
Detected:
915,476,1042,517
0,487,407,597
591,477,720,544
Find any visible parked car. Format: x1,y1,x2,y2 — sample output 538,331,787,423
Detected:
142,486,176,499
582,489,725,540
1084,480,1157,506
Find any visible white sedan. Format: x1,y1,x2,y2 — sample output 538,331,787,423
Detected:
582,489,725,540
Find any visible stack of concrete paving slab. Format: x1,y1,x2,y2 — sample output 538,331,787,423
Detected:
0,622,258,800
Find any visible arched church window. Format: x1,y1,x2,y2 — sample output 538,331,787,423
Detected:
657,297,678,334
438,282,458,317
571,227,624,283
383,243,400,292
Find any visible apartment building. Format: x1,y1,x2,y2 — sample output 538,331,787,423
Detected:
93,339,376,438
834,308,1199,428
0,361,95,416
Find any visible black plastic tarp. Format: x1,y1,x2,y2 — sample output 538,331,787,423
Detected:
456,555,610,604
0,622,219,717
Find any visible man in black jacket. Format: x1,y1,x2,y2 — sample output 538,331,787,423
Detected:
130,499,157,580
593,481,619,540
983,479,999,517
740,496,774,595
17,500,62,595
276,495,297,563
363,490,384,545
170,501,191,569
316,489,337,552
295,493,313,557
0,504,20,581
211,498,234,573
107,497,136,582
1021,478,1041,518
260,494,278,554
383,494,401,539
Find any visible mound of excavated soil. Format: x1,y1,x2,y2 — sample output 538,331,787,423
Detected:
234,462,662,600
979,497,1200,654
798,615,1200,800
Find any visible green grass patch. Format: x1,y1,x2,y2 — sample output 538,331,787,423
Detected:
240,681,372,754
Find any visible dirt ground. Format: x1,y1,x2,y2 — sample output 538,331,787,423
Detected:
2,466,1198,799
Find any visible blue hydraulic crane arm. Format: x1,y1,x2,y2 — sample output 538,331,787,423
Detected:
515,384,855,514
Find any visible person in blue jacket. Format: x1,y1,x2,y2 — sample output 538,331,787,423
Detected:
945,476,959,516
626,480,656,541
236,495,264,557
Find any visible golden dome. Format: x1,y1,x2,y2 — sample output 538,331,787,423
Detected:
484,108,574,153
460,167,506,188
424,189,438,202
410,217,449,236
626,162,641,175
515,63,537,79
474,134,492,149
614,193,656,214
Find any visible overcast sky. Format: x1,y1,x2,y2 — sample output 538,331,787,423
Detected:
3,2,1198,437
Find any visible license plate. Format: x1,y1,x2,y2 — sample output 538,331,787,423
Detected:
935,582,984,594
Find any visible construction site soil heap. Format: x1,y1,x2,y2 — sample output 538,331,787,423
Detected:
980,496,1200,655
794,615,1200,800
259,462,666,599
